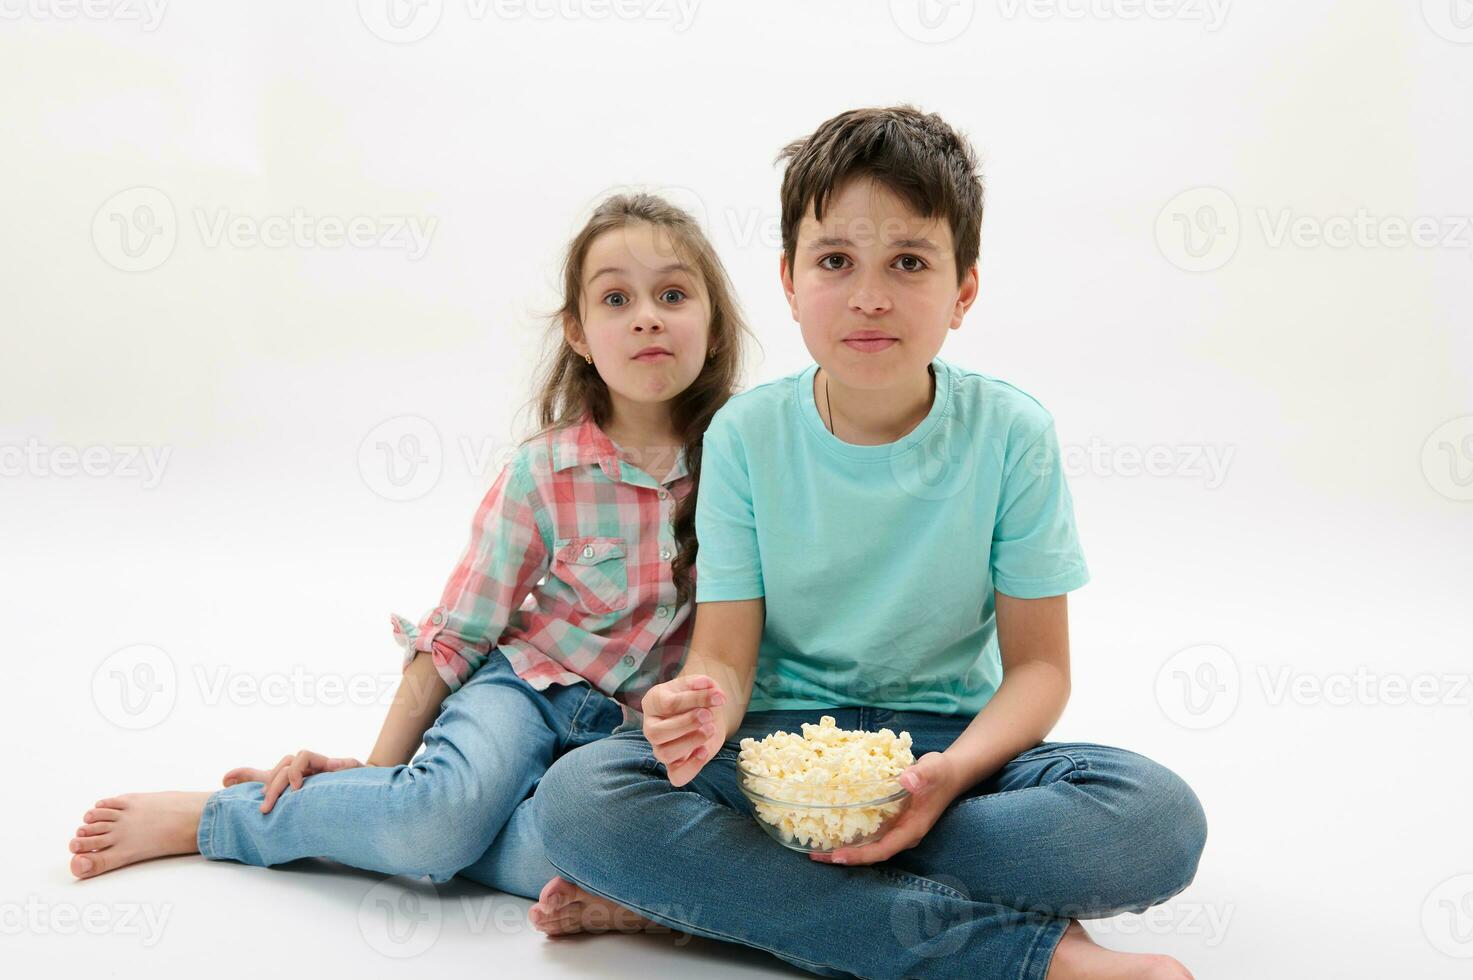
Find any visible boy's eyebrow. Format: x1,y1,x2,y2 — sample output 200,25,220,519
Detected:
805,236,942,251
587,262,693,283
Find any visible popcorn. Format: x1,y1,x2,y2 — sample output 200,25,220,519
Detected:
738,716,915,850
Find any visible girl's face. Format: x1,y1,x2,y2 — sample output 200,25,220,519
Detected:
567,222,712,418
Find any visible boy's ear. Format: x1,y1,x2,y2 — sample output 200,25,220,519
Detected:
950,264,980,330
779,253,800,323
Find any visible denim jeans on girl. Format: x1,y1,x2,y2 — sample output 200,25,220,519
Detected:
196,650,625,898
535,707,1208,979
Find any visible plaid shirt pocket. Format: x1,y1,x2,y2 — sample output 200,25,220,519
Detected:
552,536,630,615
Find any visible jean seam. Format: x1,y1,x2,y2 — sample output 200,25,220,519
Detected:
197,798,216,856
566,685,597,738
1018,914,1070,980
543,855,855,977
950,750,1091,812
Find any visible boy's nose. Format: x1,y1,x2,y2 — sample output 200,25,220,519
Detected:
848,287,892,315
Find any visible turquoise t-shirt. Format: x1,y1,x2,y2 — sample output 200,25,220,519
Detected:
694,356,1089,715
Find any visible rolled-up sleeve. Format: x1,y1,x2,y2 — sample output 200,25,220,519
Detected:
390,453,549,693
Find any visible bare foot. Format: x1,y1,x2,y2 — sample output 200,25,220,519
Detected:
68,792,210,879
528,875,670,938
1046,919,1193,980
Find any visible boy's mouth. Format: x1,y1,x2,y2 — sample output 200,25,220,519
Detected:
842,331,898,353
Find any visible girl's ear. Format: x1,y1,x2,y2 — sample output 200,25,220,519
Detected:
561,313,587,355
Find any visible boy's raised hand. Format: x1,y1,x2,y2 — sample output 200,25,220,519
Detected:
641,674,727,786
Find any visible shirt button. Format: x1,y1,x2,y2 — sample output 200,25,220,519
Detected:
656,606,669,619
658,489,669,500
621,654,635,667
660,548,672,561
582,545,594,559
431,611,444,625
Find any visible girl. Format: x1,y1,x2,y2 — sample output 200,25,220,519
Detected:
66,193,751,904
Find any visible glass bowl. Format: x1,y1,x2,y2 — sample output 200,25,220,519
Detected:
735,760,911,854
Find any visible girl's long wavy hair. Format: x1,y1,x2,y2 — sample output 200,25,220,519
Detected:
524,193,751,610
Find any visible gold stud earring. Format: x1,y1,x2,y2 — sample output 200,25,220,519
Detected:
583,353,593,365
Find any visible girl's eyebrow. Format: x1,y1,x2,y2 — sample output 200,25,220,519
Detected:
587,262,694,284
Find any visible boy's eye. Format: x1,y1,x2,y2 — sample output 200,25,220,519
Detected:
660,288,686,304
819,254,850,271
602,292,628,307
893,255,927,272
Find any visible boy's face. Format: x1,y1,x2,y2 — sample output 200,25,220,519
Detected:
781,177,977,391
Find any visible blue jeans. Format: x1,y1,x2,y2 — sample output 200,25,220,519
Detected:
536,706,1208,979
196,651,625,897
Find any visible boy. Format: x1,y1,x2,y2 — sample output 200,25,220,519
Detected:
530,106,1206,980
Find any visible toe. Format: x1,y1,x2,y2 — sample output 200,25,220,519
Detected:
70,852,107,878
95,797,128,810
85,808,123,823
71,833,113,852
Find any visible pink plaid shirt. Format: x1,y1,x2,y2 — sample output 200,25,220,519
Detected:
391,413,695,717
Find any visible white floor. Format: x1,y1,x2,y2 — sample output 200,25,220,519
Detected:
8,460,1471,978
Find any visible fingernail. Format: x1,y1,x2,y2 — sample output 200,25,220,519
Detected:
700,724,714,736
77,858,91,872
696,708,712,723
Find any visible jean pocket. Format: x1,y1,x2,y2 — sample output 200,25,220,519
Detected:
552,536,630,615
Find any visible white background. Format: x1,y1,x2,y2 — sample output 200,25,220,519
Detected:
3,1,1471,976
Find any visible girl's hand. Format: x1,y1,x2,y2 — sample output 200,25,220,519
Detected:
811,752,963,866
641,674,727,787
222,751,366,813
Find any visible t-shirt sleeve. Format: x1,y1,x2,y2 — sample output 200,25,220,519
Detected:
991,421,1090,598
694,410,764,602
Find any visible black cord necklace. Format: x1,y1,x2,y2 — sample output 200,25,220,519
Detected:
823,373,836,439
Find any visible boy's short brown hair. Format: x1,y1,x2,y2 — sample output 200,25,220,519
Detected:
776,105,984,283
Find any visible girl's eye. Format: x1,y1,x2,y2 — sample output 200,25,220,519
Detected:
660,288,686,304
819,254,849,271
893,255,927,272
602,292,628,307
